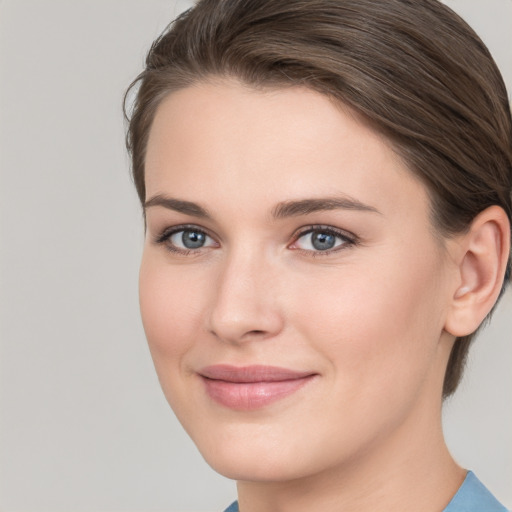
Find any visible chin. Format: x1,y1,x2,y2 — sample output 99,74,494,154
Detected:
186,417,351,484
201,447,308,482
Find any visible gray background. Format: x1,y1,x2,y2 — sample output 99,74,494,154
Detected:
0,1,510,510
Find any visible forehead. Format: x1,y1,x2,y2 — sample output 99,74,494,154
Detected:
144,80,430,222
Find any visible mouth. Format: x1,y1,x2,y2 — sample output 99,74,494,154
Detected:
198,365,317,411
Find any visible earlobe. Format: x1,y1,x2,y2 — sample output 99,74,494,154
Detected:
444,206,510,338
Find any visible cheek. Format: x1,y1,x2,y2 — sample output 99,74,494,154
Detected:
290,245,447,398
138,252,206,368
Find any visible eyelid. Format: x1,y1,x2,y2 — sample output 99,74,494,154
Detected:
152,223,357,256
154,224,219,253
288,225,358,254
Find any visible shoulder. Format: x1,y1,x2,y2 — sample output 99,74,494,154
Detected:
443,471,509,512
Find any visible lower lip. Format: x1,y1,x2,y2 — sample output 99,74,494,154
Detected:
201,376,315,411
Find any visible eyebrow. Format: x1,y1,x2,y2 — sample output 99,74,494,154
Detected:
271,196,381,218
144,194,212,218
144,194,381,219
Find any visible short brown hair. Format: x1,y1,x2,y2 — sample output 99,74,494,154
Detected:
125,0,512,397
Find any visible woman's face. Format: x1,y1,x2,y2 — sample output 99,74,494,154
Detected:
140,81,457,482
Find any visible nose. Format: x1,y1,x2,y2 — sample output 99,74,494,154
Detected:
206,249,284,344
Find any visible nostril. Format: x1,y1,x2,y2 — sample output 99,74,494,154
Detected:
207,287,285,343
239,329,272,342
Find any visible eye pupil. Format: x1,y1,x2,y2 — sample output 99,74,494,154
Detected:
182,230,206,249
312,231,336,251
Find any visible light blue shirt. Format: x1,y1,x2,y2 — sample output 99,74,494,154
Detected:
444,471,508,511
223,471,508,512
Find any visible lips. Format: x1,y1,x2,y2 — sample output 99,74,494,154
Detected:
198,365,317,411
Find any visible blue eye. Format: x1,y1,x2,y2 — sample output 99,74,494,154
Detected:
157,226,217,253
172,229,208,249
292,228,354,253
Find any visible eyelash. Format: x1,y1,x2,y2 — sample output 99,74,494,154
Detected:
154,224,358,257
154,224,216,256
290,225,358,257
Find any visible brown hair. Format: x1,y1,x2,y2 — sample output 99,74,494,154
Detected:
125,0,512,397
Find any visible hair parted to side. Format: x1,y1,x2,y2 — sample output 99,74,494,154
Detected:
124,0,512,397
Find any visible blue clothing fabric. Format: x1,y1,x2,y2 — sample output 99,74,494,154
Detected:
223,502,239,512
443,471,508,511
223,471,508,512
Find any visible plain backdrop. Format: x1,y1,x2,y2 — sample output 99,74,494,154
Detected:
0,1,511,511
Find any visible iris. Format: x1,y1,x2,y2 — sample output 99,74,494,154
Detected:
182,230,206,249
311,231,336,251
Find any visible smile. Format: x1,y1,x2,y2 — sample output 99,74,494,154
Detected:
198,365,317,411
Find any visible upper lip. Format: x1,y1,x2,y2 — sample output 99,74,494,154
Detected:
199,365,316,383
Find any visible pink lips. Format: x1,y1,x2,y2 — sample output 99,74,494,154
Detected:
199,365,316,411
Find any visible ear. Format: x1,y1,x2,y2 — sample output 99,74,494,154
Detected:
444,205,511,337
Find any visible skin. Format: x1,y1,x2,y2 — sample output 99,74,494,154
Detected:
139,80,506,512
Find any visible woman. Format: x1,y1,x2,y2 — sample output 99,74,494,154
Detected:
124,0,511,510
